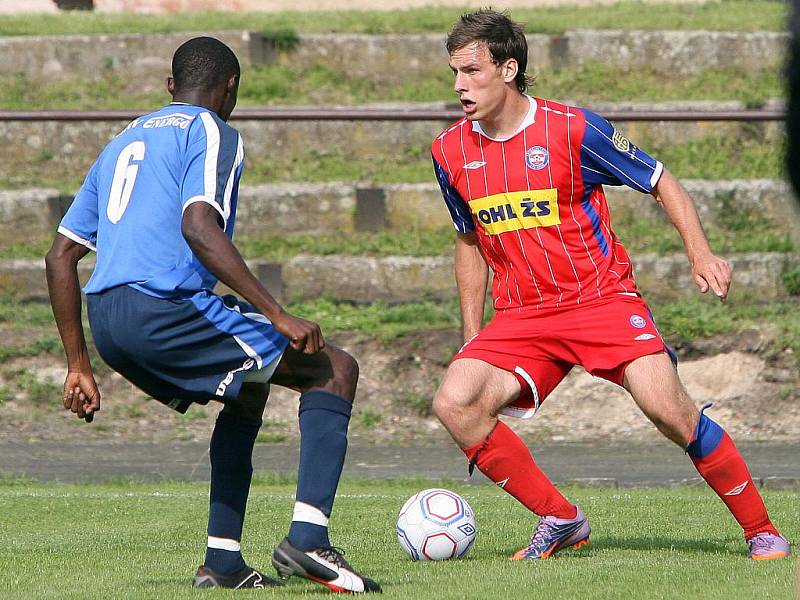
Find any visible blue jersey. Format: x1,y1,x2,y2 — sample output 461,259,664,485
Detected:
58,103,244,298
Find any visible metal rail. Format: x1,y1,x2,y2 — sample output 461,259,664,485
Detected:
0,108,787,122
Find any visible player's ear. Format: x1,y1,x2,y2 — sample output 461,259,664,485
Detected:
166,76,176,96
226,74,239,94
501,58,518,85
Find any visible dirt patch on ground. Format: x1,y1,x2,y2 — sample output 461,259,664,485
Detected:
1,327,797,446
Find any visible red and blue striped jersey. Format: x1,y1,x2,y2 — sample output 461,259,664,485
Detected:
432,96,663,311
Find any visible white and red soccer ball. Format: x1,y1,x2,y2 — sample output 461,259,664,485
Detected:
396,488,477,561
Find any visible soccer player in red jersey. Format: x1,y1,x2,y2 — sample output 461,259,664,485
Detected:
431,9,790,561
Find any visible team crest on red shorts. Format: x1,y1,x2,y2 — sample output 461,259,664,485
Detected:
525,146,549,170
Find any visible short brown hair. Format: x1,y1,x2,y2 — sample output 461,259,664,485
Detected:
446,9,531,93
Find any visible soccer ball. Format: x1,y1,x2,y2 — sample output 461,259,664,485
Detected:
396,488,477,561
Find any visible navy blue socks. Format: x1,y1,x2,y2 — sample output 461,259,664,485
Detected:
287,390,352,551
204,408,261,575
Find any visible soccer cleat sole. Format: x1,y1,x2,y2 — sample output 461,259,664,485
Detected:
510,536,590,561
749,550,790,561
192,565,284,589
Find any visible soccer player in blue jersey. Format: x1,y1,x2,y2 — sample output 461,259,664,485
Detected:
45,37,381,593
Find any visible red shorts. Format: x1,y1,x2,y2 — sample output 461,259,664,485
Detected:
453,295,671,418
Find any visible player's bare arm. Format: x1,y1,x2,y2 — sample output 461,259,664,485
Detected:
455,232,489,342
181,202,323,354
651,168,732,300
45,234,100,422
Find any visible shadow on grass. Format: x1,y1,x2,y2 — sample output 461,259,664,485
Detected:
591,534,738,556
497,534,738,560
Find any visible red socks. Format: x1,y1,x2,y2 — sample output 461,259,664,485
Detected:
690,431,778,539
463,421,576,519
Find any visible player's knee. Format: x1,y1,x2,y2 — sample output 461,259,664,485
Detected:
322,347,358,401
652,405,697,447
330,348,359,386
432,385,472,426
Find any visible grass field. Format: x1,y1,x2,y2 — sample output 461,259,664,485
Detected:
0,478,796,599
0,133,786,193
0,64,782,110
0,2,784,36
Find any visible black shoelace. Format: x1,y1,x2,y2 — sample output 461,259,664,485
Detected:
315,546,352,570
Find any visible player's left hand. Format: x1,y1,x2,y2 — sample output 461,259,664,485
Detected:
691,252,732,301
62,369,101,423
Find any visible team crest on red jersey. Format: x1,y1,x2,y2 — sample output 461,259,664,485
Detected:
525,146,549,171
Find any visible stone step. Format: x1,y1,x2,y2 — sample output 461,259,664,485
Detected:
4,252,796,304
1,99,784,188
0,30,784,91
3,179,798,247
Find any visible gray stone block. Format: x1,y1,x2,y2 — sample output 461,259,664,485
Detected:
235,182,357,236
0,30,785,87
383,183,453,232
355,187,386,232
0,188,61,245
3,251,795,304
633,252,796,301
0,31,264,90
281,255,455,302
562,30,787,76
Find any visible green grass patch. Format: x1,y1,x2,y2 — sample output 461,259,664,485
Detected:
13,368,60,407
285,296,462,341
538,65,782,107
237,230,456,260
255,432,288,444
783,261,800,295
0,72,166,111
0,297,54,327
0,240,53,260
0,207,791,261
0,480,795,599
653,297,800,364
641,133,786,181
247,135,785,185
0,2,784,36
613,212,794,255
0,64,782,110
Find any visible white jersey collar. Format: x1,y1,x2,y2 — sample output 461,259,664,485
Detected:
471,95,537,141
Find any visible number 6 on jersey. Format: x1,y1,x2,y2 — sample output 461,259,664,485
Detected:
107,141,146,224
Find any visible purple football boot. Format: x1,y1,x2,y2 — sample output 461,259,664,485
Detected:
511,506,591,560
747,532,791,560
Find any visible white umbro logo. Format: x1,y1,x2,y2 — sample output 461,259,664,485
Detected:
464,161,487,169
634,333,656,341
724,481,749,496
496,478,510,488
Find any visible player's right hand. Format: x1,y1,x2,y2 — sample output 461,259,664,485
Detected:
273,311,325,354
62,369,101,423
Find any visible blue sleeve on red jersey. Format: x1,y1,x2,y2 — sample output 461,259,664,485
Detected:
58,159,100,251
579,110,663,193
432,156,474,233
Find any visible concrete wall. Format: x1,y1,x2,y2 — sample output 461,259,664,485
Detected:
0,31,265,94
4,252,795,304
0,30,785,84
3,179,798,247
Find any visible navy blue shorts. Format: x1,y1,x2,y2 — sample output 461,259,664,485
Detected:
87,285,289,413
